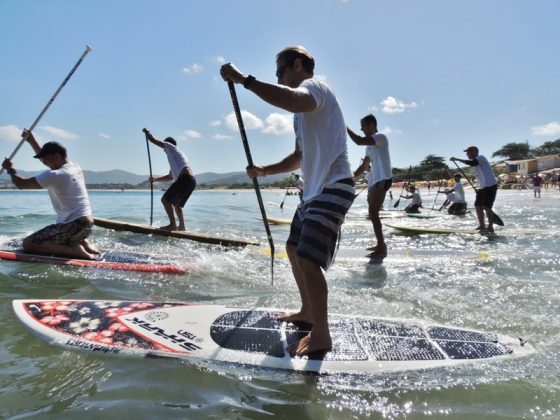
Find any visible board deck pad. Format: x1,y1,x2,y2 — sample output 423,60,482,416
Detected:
94,217,258,247
13,300,533,373
0,250,186,274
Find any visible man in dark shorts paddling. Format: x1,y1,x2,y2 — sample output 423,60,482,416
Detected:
348,114,392,259
2,129,98,259
143,128,196,231
451,146,498,233
221,45,355,357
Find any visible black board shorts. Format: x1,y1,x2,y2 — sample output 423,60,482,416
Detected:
287,178,355,270
163,173,197,208
474,185,497,208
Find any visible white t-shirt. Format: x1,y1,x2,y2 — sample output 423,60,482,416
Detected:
164,142,190,181
35,161,92,224
411,191,422,205
365,133,391,186
295,177,304,191
293,79,352,201
473,155,497,188
453,181,465,203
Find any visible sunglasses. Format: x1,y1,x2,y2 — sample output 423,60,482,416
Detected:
276,62,292,79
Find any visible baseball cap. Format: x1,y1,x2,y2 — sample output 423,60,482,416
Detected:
34,141,67,159
463,146,479,154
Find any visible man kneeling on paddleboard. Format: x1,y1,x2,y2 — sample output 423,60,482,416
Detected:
2,129,99,260
401,185,422,213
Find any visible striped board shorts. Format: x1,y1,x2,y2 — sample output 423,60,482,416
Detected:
287,178,355,270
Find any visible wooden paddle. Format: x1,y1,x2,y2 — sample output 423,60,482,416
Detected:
394,165,412,208
227,81,275,284
279,174,293,209
1,46,92,174
452,161,504,226
143,130,154,226
430,179,444,210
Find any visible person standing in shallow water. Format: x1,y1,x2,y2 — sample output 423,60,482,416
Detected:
220,45,355,357
348,114,392,259
143,128,196,231
1,129,99,260
451,146,498,233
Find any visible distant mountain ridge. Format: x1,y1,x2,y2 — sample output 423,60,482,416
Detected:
0,169,290,186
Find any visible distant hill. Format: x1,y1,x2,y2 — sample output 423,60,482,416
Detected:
1,168,291,187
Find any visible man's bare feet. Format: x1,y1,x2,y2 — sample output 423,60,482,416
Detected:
177,225,186,232
82,240,101,255
288,333,332,356
74,245,98,260
159,224,177,231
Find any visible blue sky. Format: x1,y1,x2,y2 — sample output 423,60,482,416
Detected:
1,0,559,176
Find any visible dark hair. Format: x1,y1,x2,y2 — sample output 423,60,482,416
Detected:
276,45,315,75
164,137,177,146
33,141,67,159
361,114,377,127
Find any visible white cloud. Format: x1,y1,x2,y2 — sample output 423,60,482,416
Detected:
262,113,292,135
178,129,202,140
381,96,418,114
98,133,110,139
315,74,328,83
381,126,402,135
213,133,234,140
214,56,226,64
225,110,263,131
531,121,560,136
40,126,78,140
0,124,22,141
209,120,222,127
181,63,204,75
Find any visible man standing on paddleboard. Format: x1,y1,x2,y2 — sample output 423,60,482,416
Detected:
451,146,498,233
1,129,99,260
142,129,196,231
348,114,392,259
220,45,355,357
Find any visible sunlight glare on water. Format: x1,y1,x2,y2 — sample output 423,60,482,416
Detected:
0,188,559,417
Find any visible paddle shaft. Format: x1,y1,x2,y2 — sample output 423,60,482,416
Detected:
144,132,154,226
280,174,293,209
394,165,412,208
1,45,92,175
227,81,275,284
452,160,504,226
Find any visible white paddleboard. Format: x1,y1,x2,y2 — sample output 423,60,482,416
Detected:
385,224,540,236
13,300,533,374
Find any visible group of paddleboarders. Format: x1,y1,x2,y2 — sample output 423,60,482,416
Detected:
2,44,500,358
1,126,196,260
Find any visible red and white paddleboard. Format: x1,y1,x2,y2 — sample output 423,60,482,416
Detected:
13,300,534,374
0,250,187,274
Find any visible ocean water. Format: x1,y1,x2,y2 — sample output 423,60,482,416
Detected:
0,188,559,418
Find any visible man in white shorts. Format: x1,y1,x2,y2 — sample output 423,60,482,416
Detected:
2,129,98,259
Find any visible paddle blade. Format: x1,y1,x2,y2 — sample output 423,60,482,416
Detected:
493,211,505,226
393,199,400,208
